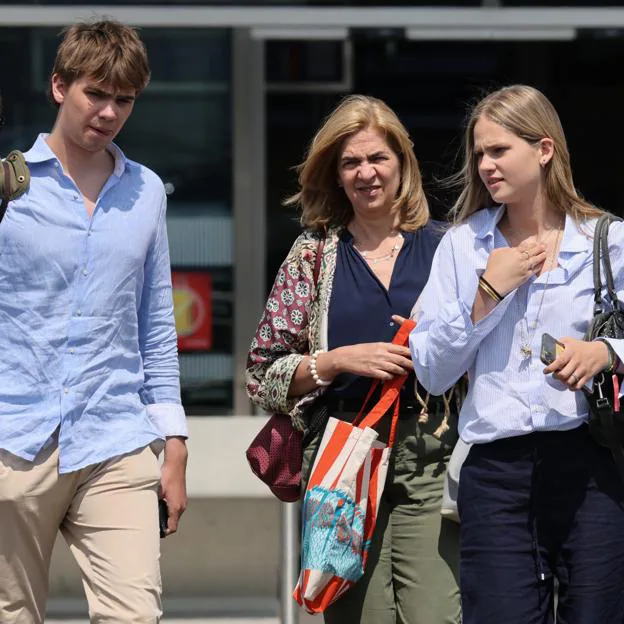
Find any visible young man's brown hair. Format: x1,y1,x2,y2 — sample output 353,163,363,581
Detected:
47,19,151,106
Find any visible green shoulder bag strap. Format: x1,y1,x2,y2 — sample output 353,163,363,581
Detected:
0,150,30,224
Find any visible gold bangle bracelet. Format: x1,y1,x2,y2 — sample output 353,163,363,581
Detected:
479,283,501,304
479,276,504,301
478,277,502,303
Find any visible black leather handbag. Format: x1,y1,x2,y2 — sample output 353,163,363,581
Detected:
583,214,624,480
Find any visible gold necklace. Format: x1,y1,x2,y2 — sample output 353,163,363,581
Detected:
518,227,562,359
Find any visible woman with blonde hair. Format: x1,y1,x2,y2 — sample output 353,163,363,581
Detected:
410,84,624,623
247,94,460,623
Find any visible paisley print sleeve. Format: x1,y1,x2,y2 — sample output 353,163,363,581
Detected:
245,233,321,421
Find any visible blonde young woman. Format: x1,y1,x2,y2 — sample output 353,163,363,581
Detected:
409,84,624,624
247,95,460,624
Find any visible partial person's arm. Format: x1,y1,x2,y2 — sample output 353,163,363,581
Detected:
409,230,516,395
246,234,325,416
138,190,187,535
471,278,503,323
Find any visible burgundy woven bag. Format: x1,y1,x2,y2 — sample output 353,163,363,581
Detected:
246,411,304,502
246,238,325,502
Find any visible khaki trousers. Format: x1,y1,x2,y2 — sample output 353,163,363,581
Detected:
302,408,461,624
0,440,162,624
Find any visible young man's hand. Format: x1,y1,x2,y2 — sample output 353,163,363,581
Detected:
159,436,188,536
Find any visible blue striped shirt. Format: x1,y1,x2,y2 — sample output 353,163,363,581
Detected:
409,205,624,444
0,135,187,472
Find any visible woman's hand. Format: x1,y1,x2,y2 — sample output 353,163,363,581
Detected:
288,317,415,397
482,242,547,296
543,337,610,390
321,341,413,381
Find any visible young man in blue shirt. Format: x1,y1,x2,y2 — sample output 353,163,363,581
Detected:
0,19,188,623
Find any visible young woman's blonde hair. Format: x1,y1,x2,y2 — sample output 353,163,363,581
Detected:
285,94,429,232
451,84,602,224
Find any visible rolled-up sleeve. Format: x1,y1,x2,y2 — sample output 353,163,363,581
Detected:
138,191,188,438
409,230,516,395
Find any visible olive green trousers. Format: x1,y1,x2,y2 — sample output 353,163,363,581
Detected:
301,409,461,624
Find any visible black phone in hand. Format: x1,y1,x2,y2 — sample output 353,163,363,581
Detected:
540,333,564,366
158,499,169,538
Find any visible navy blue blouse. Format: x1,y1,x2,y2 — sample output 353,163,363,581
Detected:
327,221,444,401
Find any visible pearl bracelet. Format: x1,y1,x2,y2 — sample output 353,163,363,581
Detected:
309,350,332,387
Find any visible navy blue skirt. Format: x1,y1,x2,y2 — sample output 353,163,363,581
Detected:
458,425,624,624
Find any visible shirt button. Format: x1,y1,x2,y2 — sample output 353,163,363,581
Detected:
69,347,75,354
82,269,88,276
76,309,82,316
64,387,69,394
389,322,395,327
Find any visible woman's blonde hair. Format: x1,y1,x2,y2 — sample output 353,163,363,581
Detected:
285,94,429,232
451,84,602,224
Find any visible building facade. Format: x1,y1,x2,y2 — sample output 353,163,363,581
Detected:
2,1,624,418
2,2,624,614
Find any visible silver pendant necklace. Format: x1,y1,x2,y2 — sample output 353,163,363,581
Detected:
355,233,403,265
518,227,562,358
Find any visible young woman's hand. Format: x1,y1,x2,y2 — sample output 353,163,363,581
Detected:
482,242,547,296
543,337,610,390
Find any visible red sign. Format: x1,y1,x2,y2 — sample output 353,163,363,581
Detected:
172,270,213,352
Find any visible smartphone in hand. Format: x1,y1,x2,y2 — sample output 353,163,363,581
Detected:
540,333,564,366
158,499,169,538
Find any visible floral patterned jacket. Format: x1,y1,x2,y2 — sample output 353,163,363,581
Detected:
245,227,341,432
245,225,464,435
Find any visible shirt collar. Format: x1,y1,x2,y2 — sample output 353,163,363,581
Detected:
23,133,131,177
473,205,506,242
559,214,592,253
472,204,590,254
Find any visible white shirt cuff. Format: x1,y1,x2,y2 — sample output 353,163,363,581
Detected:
146,403,188,438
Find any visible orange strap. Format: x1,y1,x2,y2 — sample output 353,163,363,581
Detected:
352,319,416,447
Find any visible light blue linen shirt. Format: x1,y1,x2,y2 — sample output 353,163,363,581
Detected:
0,135,187,473
409,205,624,444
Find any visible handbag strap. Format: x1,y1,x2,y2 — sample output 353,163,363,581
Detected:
0,161,10,223
353,319,416,447
593,214,622,314
600,215,622,310
592,215,608,313
312,237,325,286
